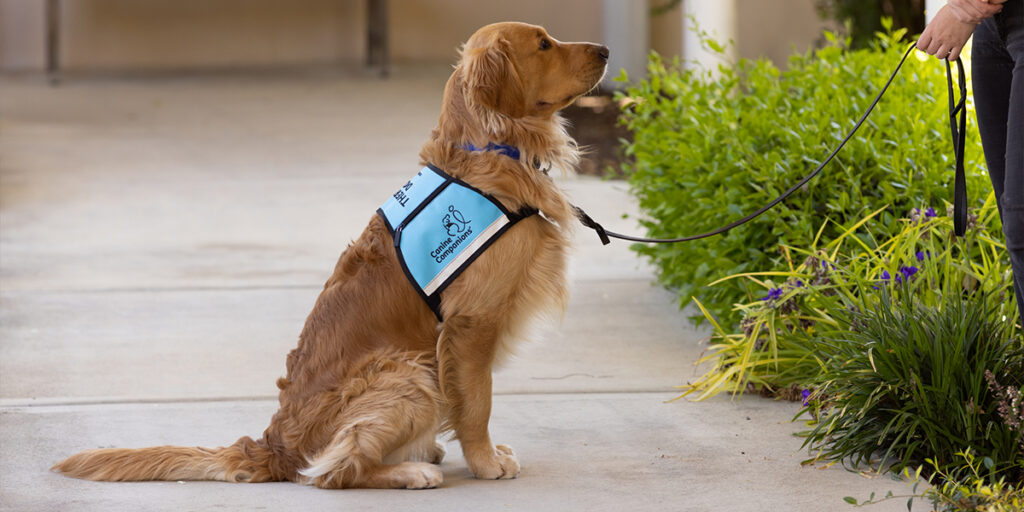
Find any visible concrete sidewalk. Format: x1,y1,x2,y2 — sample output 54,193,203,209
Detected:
0,67,918,511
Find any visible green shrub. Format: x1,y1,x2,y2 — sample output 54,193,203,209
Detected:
923,450,1024,511
675,191,1024,505
844,451,1024,511
678,192,1015,401
618,25,990,329
801,288,1023,480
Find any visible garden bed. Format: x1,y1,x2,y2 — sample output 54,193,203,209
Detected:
618,26,1024,510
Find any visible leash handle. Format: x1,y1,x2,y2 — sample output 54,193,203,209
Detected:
946,57,968,237
577,42,970,244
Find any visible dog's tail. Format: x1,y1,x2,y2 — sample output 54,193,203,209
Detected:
51,435,277,483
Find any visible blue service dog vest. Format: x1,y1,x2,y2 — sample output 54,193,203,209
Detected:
377,164,537,319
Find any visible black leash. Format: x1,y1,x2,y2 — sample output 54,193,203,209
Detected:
946,57,968,236
576,42,969,245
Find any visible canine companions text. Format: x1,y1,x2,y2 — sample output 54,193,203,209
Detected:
53,22,608,489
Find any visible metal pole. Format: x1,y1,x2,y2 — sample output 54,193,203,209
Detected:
366,0,389,78
46,0,60,85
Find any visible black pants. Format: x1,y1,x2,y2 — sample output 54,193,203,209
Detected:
972,0,1024,323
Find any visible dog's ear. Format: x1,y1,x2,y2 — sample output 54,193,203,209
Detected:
462,38,526,118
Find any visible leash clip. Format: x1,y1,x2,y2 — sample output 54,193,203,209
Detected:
574,206,610,245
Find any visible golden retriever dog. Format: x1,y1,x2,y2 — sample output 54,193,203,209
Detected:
52,22,608,489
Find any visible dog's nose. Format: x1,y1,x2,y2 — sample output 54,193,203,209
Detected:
593,45,610,61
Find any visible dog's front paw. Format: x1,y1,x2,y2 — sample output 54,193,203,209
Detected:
467,444,520,480
401,462,444,489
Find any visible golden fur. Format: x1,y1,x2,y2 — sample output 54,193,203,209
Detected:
52,22,608,490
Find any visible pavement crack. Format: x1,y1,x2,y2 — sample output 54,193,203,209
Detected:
530,373,613,380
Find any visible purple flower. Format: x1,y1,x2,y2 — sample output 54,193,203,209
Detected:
890,265,918,286
925,207,937,218
915,251,926,262
794,279,804,288
801,389,812,406
761,287,784,301
873,270,892,290
899,265,918,280
874,266,918,288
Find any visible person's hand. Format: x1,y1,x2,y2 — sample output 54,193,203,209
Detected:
947,0,1003,24
917,5,980,61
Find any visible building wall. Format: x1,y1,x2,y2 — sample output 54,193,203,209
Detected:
736,0,834,65
0,0,47,69
650,0,834,66
0,0,830,72
389,0,604,63
0,0,604,71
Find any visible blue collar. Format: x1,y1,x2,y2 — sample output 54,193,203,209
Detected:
461,141,549,174
462,142,520,161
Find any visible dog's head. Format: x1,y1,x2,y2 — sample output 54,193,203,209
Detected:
459,22,609,119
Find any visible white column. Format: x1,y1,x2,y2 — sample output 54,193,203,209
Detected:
683,0,738,71
601,0,649,88
926,0,947,23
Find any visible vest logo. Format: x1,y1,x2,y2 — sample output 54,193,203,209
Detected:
431,205,474,264
443,205,471,236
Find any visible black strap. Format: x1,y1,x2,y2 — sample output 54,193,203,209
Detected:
947,57,968,236
577,43,969,245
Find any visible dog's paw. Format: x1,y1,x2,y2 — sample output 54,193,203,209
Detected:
467,444,520,480
395,462,444,489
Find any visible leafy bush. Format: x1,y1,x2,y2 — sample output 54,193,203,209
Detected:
675,194,1022,502
923,450,1024,512
678,192,1015,401
845,451,1024,511
618,25,990,329
801,288,1023,479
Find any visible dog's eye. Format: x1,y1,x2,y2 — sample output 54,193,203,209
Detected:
539,39,552,51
